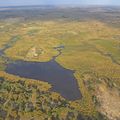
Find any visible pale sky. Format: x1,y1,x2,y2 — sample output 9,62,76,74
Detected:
0,0,120,6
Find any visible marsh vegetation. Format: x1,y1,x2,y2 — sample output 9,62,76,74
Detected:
0,6,120,120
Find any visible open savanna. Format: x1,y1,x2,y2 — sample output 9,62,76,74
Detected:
0,19,120,120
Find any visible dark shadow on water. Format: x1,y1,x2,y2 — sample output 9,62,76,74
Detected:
6,59,82,101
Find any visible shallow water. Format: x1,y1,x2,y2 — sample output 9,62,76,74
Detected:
6,59,82,100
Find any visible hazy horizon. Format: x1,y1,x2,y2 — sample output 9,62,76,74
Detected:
0,0,120,7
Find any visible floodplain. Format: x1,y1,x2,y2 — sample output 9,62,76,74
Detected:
0,6,120,120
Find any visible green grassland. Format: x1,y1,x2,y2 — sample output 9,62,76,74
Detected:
0,20,120,120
